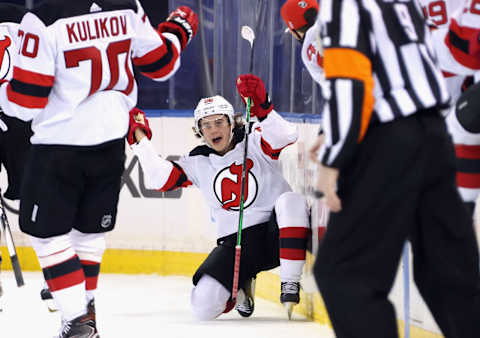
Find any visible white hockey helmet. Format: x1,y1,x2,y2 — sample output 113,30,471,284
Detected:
194,95,235,135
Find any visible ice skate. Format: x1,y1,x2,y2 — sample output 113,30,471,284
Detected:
280,281,300,320
235,278,256,317
87,299,97,330
57,311,98,338
41,287,58,312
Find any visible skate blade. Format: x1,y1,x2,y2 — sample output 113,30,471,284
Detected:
284,302,296,320
44,299,58,312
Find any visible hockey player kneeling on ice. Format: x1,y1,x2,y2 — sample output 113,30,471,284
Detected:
129,75,309,320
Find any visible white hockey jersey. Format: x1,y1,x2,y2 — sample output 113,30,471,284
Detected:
421,0,480,203
421,0,480,77
0,0,182,146
133,110,298,239
301,20,325,91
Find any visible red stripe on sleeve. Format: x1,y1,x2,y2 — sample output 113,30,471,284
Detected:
260,137,293,160
132,44,167,66
145,43,179,79
445,19,480,70
160,164,192,191
7,84,48,108
13,66,54,86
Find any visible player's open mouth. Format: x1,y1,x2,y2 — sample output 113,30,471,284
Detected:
212,136,222,144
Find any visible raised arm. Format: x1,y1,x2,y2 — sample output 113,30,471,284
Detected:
128,108,192,191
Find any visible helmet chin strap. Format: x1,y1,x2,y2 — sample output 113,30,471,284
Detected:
293,29,305,44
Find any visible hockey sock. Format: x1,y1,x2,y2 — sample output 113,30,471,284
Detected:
279,227,308,282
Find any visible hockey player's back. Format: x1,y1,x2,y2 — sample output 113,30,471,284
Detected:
0,0,182,147
0,1,199,336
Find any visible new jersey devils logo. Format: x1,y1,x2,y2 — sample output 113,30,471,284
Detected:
0,34,12,80
213,159,258,211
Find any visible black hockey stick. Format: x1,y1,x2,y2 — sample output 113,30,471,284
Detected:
0,190,24,287
232,24,256,302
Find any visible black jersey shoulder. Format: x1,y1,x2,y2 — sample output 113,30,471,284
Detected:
32,0,138,26
0,4,26,24
189,145,217,157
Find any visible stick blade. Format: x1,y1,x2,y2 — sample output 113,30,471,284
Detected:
241,25,255,47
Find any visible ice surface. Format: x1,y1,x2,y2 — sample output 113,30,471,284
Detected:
0,271,334,338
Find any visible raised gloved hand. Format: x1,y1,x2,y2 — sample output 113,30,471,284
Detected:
157,6,198,51
236,74,273,119
127,107,152,145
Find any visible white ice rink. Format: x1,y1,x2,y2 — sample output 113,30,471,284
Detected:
0,271,334,338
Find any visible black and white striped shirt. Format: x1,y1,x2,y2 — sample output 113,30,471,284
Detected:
318,0,450,169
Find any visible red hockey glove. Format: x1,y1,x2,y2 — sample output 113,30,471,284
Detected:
157,6,198,51
127,107,152,145
236,74,273,119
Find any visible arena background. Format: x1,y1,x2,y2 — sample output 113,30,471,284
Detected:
0,1,446,337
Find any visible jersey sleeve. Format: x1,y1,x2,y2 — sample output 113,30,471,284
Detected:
253,110,298,161
0,12,55,121
130,2,181,82
301,21,327,92
132,137,193,191
317,0,375,169
444,0,480,72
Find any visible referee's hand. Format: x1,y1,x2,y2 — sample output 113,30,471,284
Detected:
317,165,342,212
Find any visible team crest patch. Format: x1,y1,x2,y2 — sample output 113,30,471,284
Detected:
0,33,12,80
213,160,258,211
101,214,112,228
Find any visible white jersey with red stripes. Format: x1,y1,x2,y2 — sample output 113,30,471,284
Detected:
132,110,298,239
421,0,480,77
0,0,181,146
421,0,480,203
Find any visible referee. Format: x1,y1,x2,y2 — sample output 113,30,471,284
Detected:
313,1,480,337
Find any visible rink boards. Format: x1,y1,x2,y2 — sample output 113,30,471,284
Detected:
0,111,441,337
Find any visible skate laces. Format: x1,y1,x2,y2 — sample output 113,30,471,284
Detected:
235,289,253,312
59,320,72,337
235,297,253,312
281,282,299,294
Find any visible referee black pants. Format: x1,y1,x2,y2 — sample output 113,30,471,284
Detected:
314,110,480,338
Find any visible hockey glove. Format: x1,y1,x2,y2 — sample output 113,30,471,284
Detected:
157,6,198,51
127,107,152,145
236,74,273,119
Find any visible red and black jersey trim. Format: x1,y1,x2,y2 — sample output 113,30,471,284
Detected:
7,66,54,109
448,29,469,54
42,255,85,292
133,36,179,79
445,19,480,69
260,137,293,160
160,161,192,191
